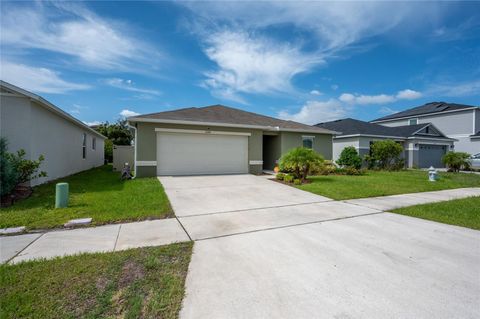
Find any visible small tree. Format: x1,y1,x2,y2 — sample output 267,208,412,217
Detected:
0,138,18,196
442,152,470,172
279,147,324,181
337,146,362,169
95,119,133,163
370,140,404,170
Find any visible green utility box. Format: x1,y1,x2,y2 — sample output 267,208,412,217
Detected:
55,183,69,208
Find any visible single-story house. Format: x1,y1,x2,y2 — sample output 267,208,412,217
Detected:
316,118,455,168
0,81,106,186
127,105,336,176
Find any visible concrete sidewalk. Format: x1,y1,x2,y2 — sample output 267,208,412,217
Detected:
0,219,189,264
1,187,479,264
345,187,480,211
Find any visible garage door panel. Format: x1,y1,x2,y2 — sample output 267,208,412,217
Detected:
418,144,447,168
157,132,248,175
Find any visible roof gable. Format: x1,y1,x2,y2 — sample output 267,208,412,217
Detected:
316,118,450,140
371,102,477,122
129,104,336,134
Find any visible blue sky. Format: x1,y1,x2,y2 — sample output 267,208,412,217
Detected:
1,1,479,125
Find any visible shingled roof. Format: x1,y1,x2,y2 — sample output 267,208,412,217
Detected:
316,118,452,140
371,102,477,122
128,104,336,134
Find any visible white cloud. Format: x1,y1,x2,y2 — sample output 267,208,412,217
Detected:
339,89,422,105
310,90,322,96
83,120,102,126
331,84,339,91
182,2,448,102
339,93,356,103
119,109,140,118
0,2,159,70
104,78,161,96
1,61,89,94
356,94,396,105
426,80,480,97
396,89,422,100
378,106,397,115
278,99,349,125
201,31,323,102
69,104,88,115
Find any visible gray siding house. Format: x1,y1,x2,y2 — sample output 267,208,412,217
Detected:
316,118,455,168
0,81,106,186
127,105,336,177
371,102,479,155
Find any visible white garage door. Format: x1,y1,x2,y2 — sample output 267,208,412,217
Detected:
156,131,249,175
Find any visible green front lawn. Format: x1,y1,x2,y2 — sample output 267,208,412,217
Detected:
392,197,480,230
0,165,172,230
297,170,480,200
0,242,193,319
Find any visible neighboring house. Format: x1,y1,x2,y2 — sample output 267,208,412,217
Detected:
127,105,336,176
316,118,455,168
0,81,106,186
371,102,479,154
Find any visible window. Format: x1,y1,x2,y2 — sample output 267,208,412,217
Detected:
92,137,96,150
408,118,418,125
302,136,314,149
82,133,87,159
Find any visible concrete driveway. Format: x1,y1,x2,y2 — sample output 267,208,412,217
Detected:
181,213,480,319
159,175,479,318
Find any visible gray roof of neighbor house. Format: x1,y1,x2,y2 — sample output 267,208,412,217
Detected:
0,81,106,139
371,102,477,122
128,104,337,134
315,118,452,140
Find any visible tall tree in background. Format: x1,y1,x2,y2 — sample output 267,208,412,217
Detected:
94,120,133,162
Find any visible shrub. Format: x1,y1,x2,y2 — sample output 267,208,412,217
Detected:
279,147,324,181
104,139,114,163
442,152,470,172
293,178,302,185
276,172,285,181
0,138,18,196
344,167,361,175
337,146,362,169
6,149,47,185
284,174,294,183
370,140,404,170
363,154,376,170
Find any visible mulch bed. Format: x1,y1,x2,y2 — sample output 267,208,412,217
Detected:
1,186,33,208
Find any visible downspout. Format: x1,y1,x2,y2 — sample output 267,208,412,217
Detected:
127,121,137,179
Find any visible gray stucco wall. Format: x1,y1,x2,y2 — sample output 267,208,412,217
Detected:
1,95,105,186
280,132,332,160
133,121,333,177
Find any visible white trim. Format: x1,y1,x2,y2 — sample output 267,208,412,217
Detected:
129,117,338,135
406,136,456,142
301,135,315,139
473,108,476,134
127,123,138,178
371,106,479,124
155,128,251,136
334,134,406,140
137,161,157,166
249,160,263,165
448,134,472,138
